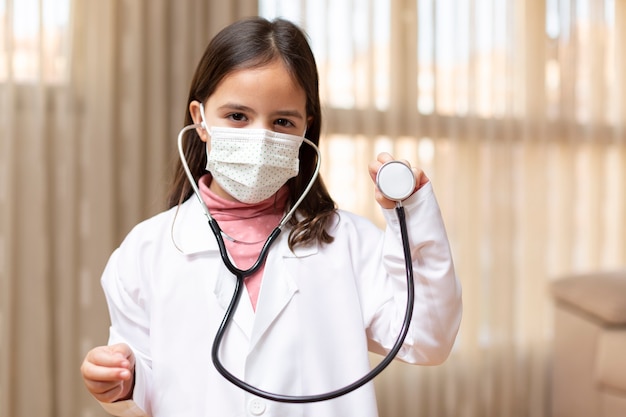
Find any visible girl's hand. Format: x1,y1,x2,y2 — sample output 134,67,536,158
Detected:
80,343,135,403
368,152,429,209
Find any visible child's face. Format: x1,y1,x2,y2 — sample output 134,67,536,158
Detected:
189,59,310,201
191,59,309,143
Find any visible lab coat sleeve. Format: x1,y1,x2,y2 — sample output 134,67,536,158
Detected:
99,399,149,417
98,234,154,416
369,181,462,365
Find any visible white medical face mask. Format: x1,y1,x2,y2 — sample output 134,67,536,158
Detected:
200,104,304,204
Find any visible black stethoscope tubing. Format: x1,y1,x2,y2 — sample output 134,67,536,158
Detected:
177,123,416,403
209,204,414,403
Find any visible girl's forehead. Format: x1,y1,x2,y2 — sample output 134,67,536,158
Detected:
209,60,307,111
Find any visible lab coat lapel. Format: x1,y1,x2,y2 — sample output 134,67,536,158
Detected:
173,199,256,339
250,262,297,349
249,239,317,350
212,262,255,340
171,197,218,255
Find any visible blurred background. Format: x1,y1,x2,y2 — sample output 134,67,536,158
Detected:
1,0,624,416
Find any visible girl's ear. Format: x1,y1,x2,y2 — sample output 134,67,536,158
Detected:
189,100,209,142
306,116,314,133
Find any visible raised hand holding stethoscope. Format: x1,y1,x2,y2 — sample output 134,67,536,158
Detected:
370,152,429,208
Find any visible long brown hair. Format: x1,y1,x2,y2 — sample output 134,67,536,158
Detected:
167,17,336,249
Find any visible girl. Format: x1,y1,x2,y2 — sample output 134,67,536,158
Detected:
81,17,462,417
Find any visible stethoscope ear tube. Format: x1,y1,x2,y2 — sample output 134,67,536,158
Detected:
208,219,282,277
210,206,415,403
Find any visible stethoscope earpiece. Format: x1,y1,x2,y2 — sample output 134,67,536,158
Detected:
199,102,209,132
376,160,415,202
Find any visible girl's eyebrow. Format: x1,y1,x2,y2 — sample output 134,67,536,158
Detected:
217,103,304,120
217,103,256,114
273,110,305,120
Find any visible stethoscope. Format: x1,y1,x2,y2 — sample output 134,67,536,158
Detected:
177,123,416,403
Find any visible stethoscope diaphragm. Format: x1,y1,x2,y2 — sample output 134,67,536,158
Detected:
376,160,415,202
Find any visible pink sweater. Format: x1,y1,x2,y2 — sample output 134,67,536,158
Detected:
198,174,288,311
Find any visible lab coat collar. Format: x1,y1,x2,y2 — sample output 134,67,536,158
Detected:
172,196,319,347
171,196,319,258
170,197,219,255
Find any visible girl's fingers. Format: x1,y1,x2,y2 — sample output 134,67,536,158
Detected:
82,359,132,381
85,380,125,403
87,344,134,369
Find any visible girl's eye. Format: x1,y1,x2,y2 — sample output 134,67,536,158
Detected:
275,118,294,128
227,113,247,122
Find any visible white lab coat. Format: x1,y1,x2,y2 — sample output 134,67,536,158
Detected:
99,182,462,417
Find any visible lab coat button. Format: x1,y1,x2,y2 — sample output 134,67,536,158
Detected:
249,398,266,415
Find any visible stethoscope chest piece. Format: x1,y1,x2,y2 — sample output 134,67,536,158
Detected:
376,160,415,202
